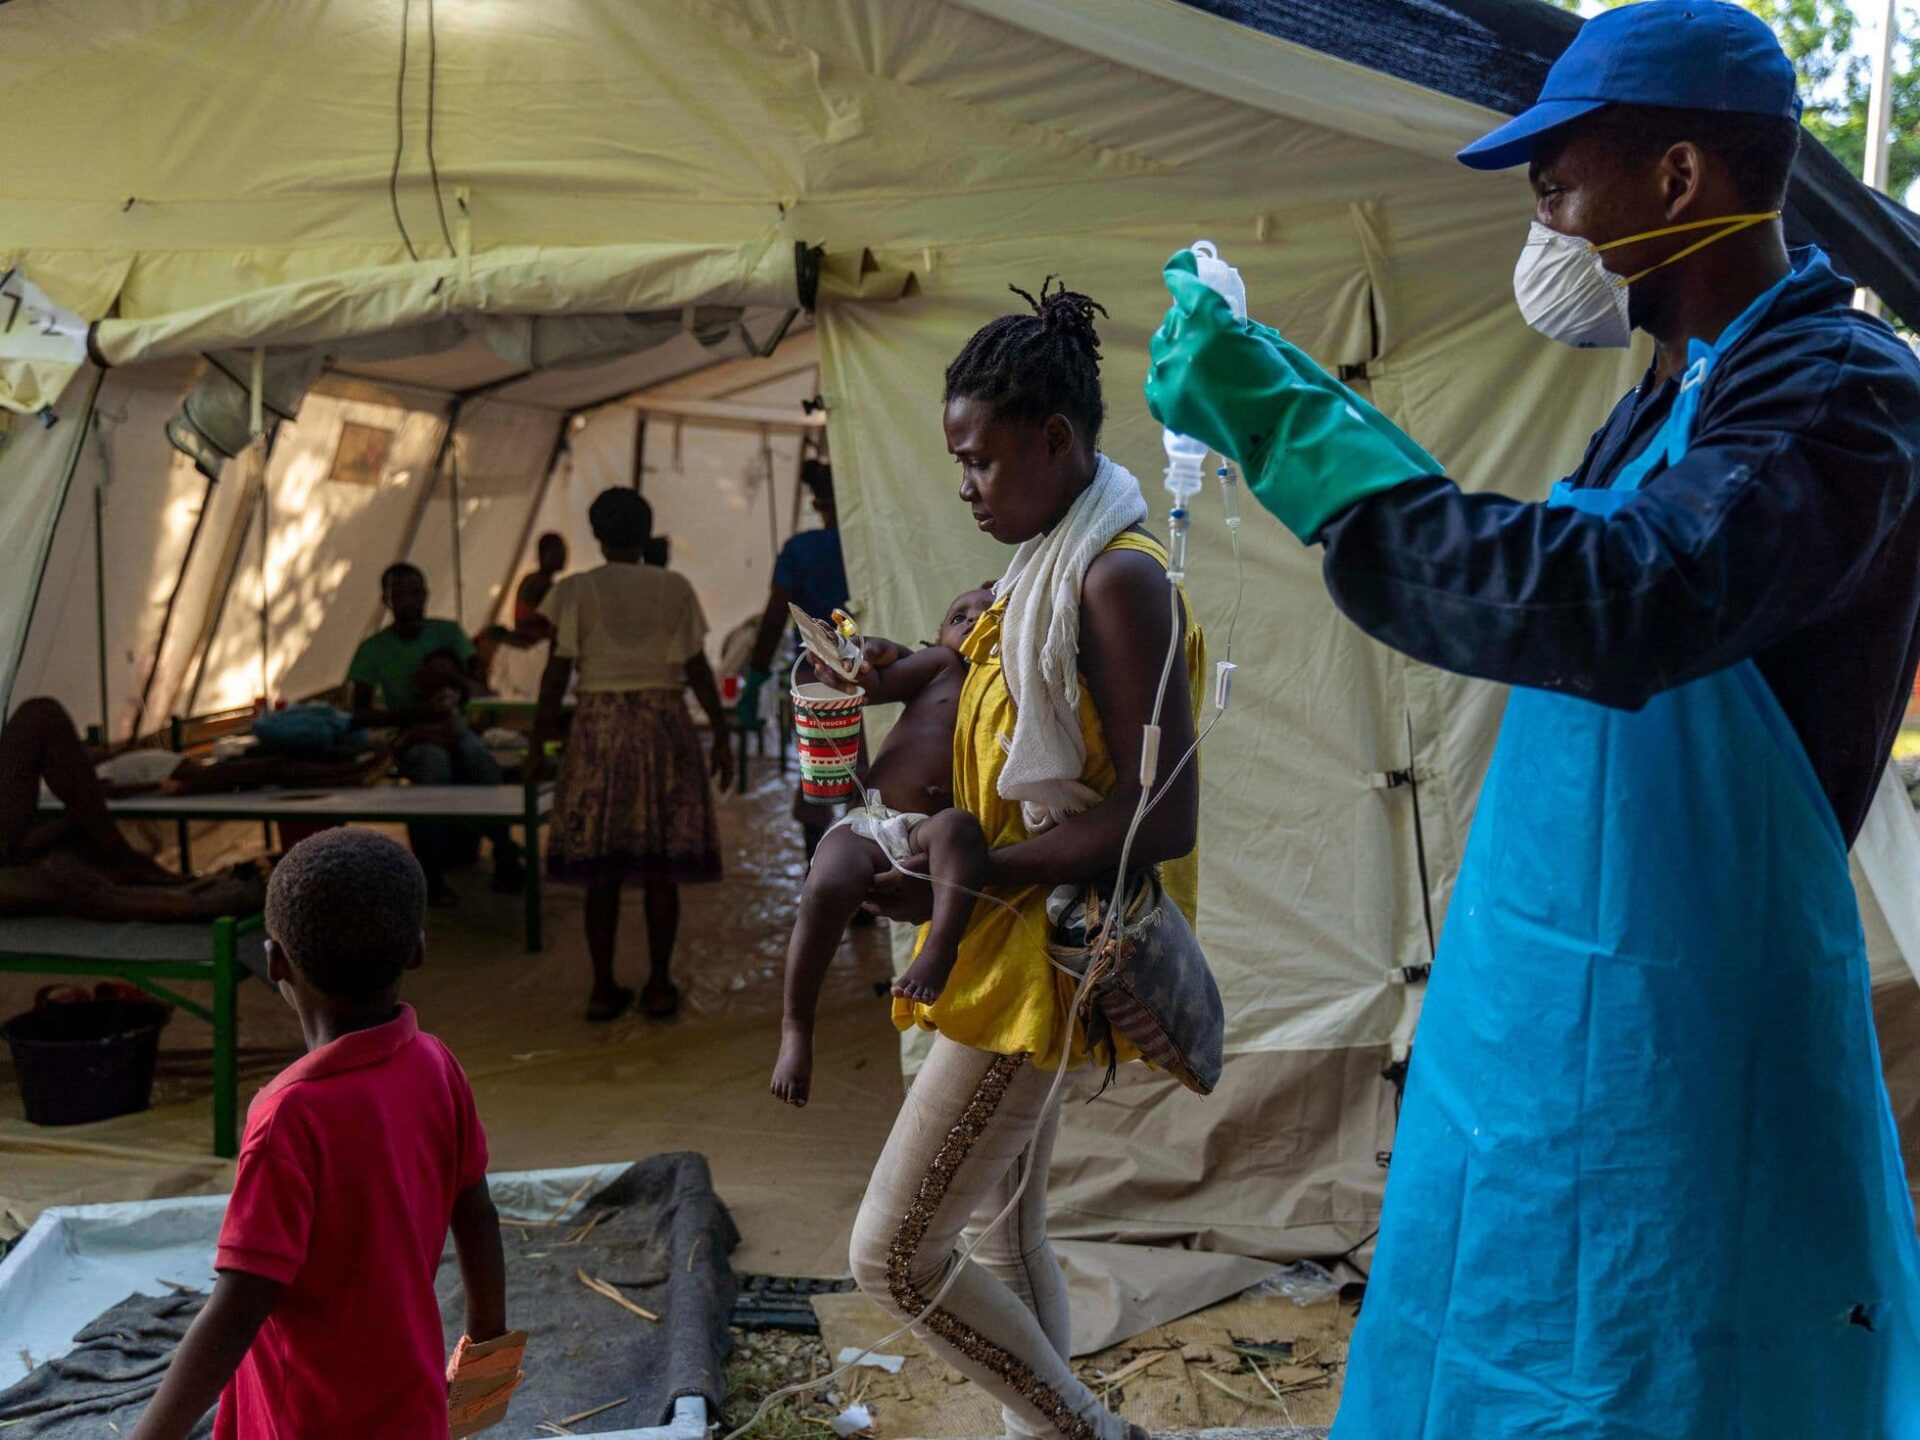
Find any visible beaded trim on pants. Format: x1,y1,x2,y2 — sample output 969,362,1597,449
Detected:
883,1053,1099,1440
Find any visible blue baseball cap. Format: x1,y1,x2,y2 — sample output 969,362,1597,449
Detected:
1458,0,1802,171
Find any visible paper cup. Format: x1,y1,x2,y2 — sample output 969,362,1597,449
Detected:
791,682,865,804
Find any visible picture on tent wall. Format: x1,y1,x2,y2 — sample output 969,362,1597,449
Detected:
328,422,395,487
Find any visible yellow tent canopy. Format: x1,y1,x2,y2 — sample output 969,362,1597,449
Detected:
5,0,1915,1350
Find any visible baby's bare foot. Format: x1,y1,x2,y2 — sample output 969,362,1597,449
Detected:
771,1027,813,1108
890,950,956,1006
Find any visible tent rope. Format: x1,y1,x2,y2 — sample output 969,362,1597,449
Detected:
389,0,421,263
425,0,457,258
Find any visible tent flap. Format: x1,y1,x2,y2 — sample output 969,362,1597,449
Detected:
0,270,92,417
90,239,799,372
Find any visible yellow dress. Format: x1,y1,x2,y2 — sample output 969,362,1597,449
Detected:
891,532,1205,1070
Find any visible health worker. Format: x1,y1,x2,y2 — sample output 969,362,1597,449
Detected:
1146,3,1920,1435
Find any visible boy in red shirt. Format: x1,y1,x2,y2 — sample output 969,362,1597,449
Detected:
132,828,518,1440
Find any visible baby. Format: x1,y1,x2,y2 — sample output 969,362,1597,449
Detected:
771,587,994,1107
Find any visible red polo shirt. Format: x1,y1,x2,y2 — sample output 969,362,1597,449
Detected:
214,1005,487,1440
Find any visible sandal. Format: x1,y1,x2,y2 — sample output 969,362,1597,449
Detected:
641,980,681,1021
585,986,635,1023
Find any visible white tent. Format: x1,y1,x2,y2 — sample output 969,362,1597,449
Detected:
2,0,1915,1334
2,313,830,734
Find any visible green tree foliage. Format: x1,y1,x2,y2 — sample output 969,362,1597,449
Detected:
1541,0,1920,196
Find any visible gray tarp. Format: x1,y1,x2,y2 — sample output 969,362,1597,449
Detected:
0,1153,739,1437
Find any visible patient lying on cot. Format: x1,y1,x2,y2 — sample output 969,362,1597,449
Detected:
771,588,994,1108
85,702,391,799
0,699,266,921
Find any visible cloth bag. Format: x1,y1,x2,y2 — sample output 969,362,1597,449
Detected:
1045,868,1223,1095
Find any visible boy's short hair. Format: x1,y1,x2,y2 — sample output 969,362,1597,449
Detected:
267,829,426,1001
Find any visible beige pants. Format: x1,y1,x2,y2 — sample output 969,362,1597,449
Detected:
849,1036,1130,1440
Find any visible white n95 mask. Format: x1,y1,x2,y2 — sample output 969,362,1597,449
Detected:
1513,221,1631,348
1513,212,1783,350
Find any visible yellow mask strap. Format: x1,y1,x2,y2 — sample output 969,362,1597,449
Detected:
1592,212,1782,287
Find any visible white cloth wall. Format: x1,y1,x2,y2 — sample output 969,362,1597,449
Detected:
0,369,104,724
196,392,450,713
509,372,822,688
9,364,263,739
407,399,566,635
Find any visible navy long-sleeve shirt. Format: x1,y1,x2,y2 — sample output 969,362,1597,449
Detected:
1320,248,1920,845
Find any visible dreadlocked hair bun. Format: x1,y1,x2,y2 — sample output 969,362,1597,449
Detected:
945,276,1110,446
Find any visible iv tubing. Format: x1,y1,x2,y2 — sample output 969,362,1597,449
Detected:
725,583,1187,1440
730,485,1243,1439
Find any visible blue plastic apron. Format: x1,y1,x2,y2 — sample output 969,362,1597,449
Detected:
1334,274,1920,1439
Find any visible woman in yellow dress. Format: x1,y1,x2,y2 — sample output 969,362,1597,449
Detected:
849,283,1204,1440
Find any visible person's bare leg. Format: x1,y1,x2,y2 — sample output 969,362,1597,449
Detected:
892,809,989,1004
0,698,171,880
584,882,630,1021
641,881,680,1019
0,851,261,922
773,826,887,1107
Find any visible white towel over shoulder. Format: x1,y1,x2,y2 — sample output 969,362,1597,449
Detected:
992,452,1149,833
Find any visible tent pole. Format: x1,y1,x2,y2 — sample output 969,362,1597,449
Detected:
394,399,462,562
787,366,818,540
449,440,465,627
184,481,263,717
131,474,217,741
165,359,301,728
761,426,778,565
631,414,646,490
374,399,463,640
488,414,572,630
251,349,270,705
2,368,105,725
1865,0,1898,197
180,435,279,719
94,456,110,741
787,442,805,542
257,460,271,705
1859,0,1899,316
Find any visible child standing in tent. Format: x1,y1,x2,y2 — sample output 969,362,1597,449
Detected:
129,828,519,1440
770,586,995,1108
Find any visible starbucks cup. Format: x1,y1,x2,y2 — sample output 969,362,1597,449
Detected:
790,682,865,804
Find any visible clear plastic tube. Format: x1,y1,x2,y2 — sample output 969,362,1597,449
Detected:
1167,508,1190,582
1219,462,1241,531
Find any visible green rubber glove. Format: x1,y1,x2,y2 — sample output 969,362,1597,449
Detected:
734,667,769,729
1145,249,1443,543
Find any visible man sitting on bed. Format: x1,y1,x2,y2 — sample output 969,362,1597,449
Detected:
347,563,523,904
0,698,265,921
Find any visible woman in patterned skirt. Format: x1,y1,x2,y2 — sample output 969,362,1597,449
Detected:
528,489,734,1021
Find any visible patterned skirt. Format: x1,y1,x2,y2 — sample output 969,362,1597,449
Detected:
549,690,721,886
